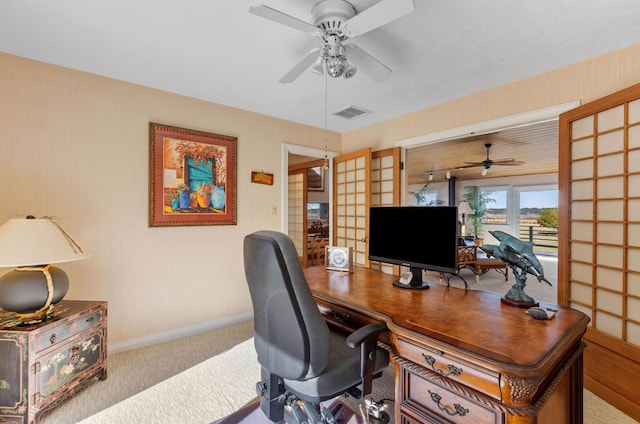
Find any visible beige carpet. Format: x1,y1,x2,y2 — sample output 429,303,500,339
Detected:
78,338,259,423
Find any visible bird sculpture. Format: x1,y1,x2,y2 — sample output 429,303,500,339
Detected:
480,230,551,307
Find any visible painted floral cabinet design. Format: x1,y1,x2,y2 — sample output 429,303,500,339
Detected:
0,301,107,423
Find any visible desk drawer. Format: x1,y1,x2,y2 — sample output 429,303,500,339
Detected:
402,367,501,424
397,337,501,400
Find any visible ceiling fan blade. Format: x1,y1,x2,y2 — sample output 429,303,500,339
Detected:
342,0,415,37
344,44,391,82
464,161,485,166
494,161,526,166
279,48,322,83
250,4,319,34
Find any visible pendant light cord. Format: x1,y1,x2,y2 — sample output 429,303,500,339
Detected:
323,69,329,170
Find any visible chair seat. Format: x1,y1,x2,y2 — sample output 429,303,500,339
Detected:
284,330,389,403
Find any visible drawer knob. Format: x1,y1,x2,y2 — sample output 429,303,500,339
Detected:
422,354,463,377
86,316,95,323
428,390,470,417
49,333,57,344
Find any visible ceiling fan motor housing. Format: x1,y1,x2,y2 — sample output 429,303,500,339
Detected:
311,0,356,34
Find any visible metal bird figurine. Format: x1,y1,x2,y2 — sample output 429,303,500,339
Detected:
480,230,551,307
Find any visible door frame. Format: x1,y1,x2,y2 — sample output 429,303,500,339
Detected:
282,143,338,237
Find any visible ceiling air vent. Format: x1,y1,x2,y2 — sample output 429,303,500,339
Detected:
332,105,371,120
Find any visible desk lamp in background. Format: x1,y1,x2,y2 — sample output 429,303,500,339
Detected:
0,215,91,319
458,201,474,242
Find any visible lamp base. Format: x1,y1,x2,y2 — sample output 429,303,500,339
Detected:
0,265,69,316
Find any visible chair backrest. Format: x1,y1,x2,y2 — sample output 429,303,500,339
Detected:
244,230,330,381
457,245,477,266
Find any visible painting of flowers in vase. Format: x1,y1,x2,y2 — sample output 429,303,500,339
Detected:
149,123,237,226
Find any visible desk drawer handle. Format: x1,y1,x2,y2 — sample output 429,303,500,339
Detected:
330,310,351,323
428,390,469,417
49,333,57,344
422,354,462,377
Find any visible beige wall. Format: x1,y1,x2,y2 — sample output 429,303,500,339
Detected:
0,53,340,343
342,44,640,152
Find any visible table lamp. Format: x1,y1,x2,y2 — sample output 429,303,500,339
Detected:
458,201,474,237
0,216,91,318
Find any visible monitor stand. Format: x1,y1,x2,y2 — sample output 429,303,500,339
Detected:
392,266,431,290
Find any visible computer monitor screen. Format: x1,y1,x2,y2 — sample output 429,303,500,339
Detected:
368,206,458,288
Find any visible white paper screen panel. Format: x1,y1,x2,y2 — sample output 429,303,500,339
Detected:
630,99,640,123
597,130,624,154
571,138,594,159
597,200,624,221
596,268,623,291
572,115,594,138
288,173,305,257
597,105,625,132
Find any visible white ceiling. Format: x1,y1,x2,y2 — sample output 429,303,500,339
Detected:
1,0,639,133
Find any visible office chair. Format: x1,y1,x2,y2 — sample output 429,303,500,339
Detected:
244,230,390,424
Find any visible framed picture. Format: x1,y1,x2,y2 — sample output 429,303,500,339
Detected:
307,166,324,191
149,123,237,226
251,171,274,185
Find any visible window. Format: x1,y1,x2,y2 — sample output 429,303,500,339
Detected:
481,187,508,225
516,186,558,254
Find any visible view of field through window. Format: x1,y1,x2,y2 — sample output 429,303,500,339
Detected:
483,187,558,255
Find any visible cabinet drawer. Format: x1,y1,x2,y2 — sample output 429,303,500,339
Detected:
33,328,105,407
397,337,501,400
35,308,104,352
402,367,501,424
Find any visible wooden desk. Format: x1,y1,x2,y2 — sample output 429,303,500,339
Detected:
304,266,589,424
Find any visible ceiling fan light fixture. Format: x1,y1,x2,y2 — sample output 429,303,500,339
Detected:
342,60,357,79
481,167,489,176
326,56,344,77
428,172,433,181
445,171,451,179
309,55,325,75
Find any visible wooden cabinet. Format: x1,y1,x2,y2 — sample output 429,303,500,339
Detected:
304,265,589,424
0,300,107,423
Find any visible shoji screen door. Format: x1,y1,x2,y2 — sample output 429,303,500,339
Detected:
333,148,371,267
559,82,640,421
369,147,401,274
333,147,401,269
288,170,307,264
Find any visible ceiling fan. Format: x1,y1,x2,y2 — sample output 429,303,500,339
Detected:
464,143,525,175
249,0,416,83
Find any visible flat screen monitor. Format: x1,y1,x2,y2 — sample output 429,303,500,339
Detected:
368,206,458,289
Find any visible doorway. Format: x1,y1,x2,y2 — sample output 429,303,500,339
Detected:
283,144,337,266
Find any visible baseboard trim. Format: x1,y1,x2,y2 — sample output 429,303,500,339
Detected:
108,311,254,355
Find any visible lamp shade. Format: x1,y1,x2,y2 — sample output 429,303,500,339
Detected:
0,217,91,267
0,216,90,316
458,202,474,216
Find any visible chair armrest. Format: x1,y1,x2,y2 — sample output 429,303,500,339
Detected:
345,321,388,397
345,321,387,348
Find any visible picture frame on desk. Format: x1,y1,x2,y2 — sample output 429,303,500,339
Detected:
326,246,353,272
